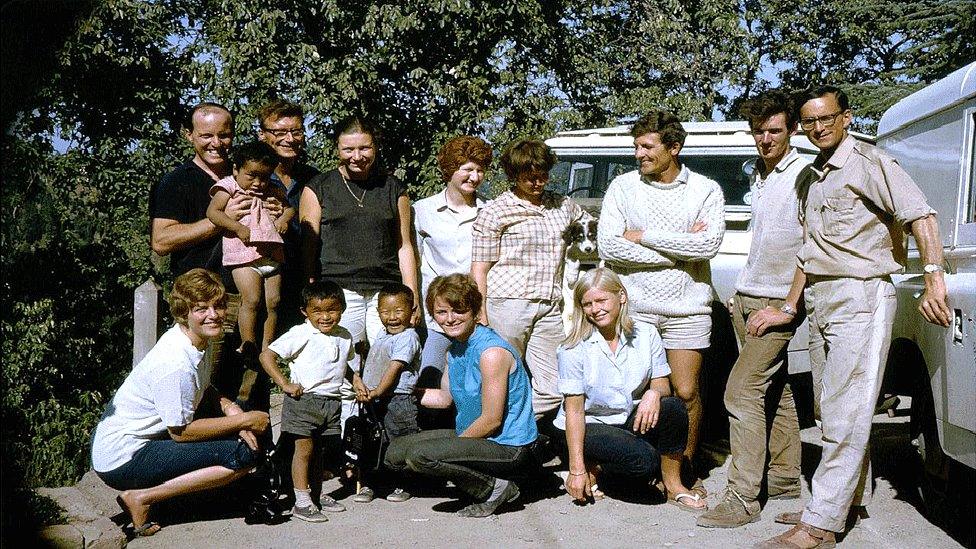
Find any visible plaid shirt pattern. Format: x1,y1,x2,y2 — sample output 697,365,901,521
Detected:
472,190,586,301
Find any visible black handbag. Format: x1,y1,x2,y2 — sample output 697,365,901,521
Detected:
342,401,389,471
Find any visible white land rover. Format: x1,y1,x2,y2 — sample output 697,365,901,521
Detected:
876,61,975,522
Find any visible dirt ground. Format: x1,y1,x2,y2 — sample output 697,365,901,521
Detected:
127,397,968,549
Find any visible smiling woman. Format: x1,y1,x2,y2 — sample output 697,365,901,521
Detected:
299,116,420,353
384,273,538,518
89,269,270,537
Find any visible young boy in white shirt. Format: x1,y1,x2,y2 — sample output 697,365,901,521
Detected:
259,280,358,523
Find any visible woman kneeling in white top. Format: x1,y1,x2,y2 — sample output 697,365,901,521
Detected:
90,269,270,536
556,267,707,512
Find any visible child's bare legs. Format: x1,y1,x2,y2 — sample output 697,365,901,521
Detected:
231,266,263,353
118,466,249,533
292,436,315,492
261,273,282,348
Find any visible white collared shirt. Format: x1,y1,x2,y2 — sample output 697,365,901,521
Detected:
267,321,356,397
735,148,810,298
553,320,671,429
414,189,484,331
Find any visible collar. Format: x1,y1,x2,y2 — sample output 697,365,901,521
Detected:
641,165,688,188
820,134,855,170
773,148,801,173
584,327,633,354
499,189,561,209
434,189,484,213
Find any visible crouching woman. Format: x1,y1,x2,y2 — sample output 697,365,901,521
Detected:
556,268,706,511
385,273,537,518
90,268,270,536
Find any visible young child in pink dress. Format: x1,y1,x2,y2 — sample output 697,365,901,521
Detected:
207,141,295,363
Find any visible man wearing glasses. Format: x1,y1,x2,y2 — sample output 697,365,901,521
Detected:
257,100,320,332
753,86,951,548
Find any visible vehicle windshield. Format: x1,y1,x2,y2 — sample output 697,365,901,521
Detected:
549,154,753,208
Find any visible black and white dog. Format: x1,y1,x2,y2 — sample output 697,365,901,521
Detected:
562,218,601,331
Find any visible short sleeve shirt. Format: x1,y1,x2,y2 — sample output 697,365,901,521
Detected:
270,163,320,266
361,328,421,395
553,321,671,429
91,325,211,472
471,190,586,301
414,190,484,331
268,321,356,397
797,136,936,278
150,160,222,276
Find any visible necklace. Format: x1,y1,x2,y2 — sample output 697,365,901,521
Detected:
341,173,367,208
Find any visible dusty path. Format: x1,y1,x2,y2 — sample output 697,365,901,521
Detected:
128,399,964,549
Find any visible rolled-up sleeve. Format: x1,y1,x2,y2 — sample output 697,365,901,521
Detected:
152,368,197,428
471,209,501,263
865,154,936,230
557,345,585,395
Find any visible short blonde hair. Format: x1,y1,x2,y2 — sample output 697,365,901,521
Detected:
563,267,633,348
169,268,227,326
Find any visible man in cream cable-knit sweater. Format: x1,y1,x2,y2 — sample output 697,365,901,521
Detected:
597,110,725,503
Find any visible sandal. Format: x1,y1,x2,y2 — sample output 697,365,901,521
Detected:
129,521,161,537
691,477,708,499
668,491,708,513
117,494,161,537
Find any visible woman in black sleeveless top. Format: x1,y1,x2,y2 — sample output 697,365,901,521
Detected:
299,116,420,349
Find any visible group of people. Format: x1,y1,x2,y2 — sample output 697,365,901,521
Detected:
90,86,951,548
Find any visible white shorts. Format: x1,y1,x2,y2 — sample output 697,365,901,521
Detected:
636,312,711,350
246,257,281,278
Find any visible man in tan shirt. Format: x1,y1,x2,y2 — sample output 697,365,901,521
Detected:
753,86,951,548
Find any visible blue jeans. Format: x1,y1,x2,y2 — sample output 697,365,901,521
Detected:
385,429,532,500
96,438,259,491
564,396,688,479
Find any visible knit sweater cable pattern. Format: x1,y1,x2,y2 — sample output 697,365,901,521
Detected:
598,168,726,317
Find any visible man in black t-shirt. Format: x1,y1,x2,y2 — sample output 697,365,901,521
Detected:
150,102,248,276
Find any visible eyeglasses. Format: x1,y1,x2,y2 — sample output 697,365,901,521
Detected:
799,111,845,130
261,127,305,138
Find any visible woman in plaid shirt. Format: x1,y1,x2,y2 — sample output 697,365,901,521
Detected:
470,138,589,423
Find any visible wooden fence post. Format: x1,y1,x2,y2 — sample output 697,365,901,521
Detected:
133,279,162,366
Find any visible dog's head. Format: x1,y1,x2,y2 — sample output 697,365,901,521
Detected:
563,218,599,254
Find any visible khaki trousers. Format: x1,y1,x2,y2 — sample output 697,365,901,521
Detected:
801,277,896,532
726,293,802,501
487,297,563,417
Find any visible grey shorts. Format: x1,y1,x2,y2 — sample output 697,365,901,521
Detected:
638,312,712,350
281,393,342,437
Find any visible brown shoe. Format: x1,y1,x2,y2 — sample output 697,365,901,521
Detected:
755,523,836,548
775,506,865,527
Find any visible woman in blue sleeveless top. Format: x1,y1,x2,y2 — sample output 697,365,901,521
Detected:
385,273,537,518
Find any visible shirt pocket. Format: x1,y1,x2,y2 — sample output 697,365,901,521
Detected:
821,194,856,237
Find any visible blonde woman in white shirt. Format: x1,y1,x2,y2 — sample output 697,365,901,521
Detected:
556,267,706,512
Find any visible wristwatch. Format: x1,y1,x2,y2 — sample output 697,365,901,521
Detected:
780,303,797,317
923,263,944,274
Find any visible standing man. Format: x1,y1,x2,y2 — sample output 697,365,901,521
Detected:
597,109,725,492
697,90,805,529
756,86,950,548
257,99,319,333
151,102,244,274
